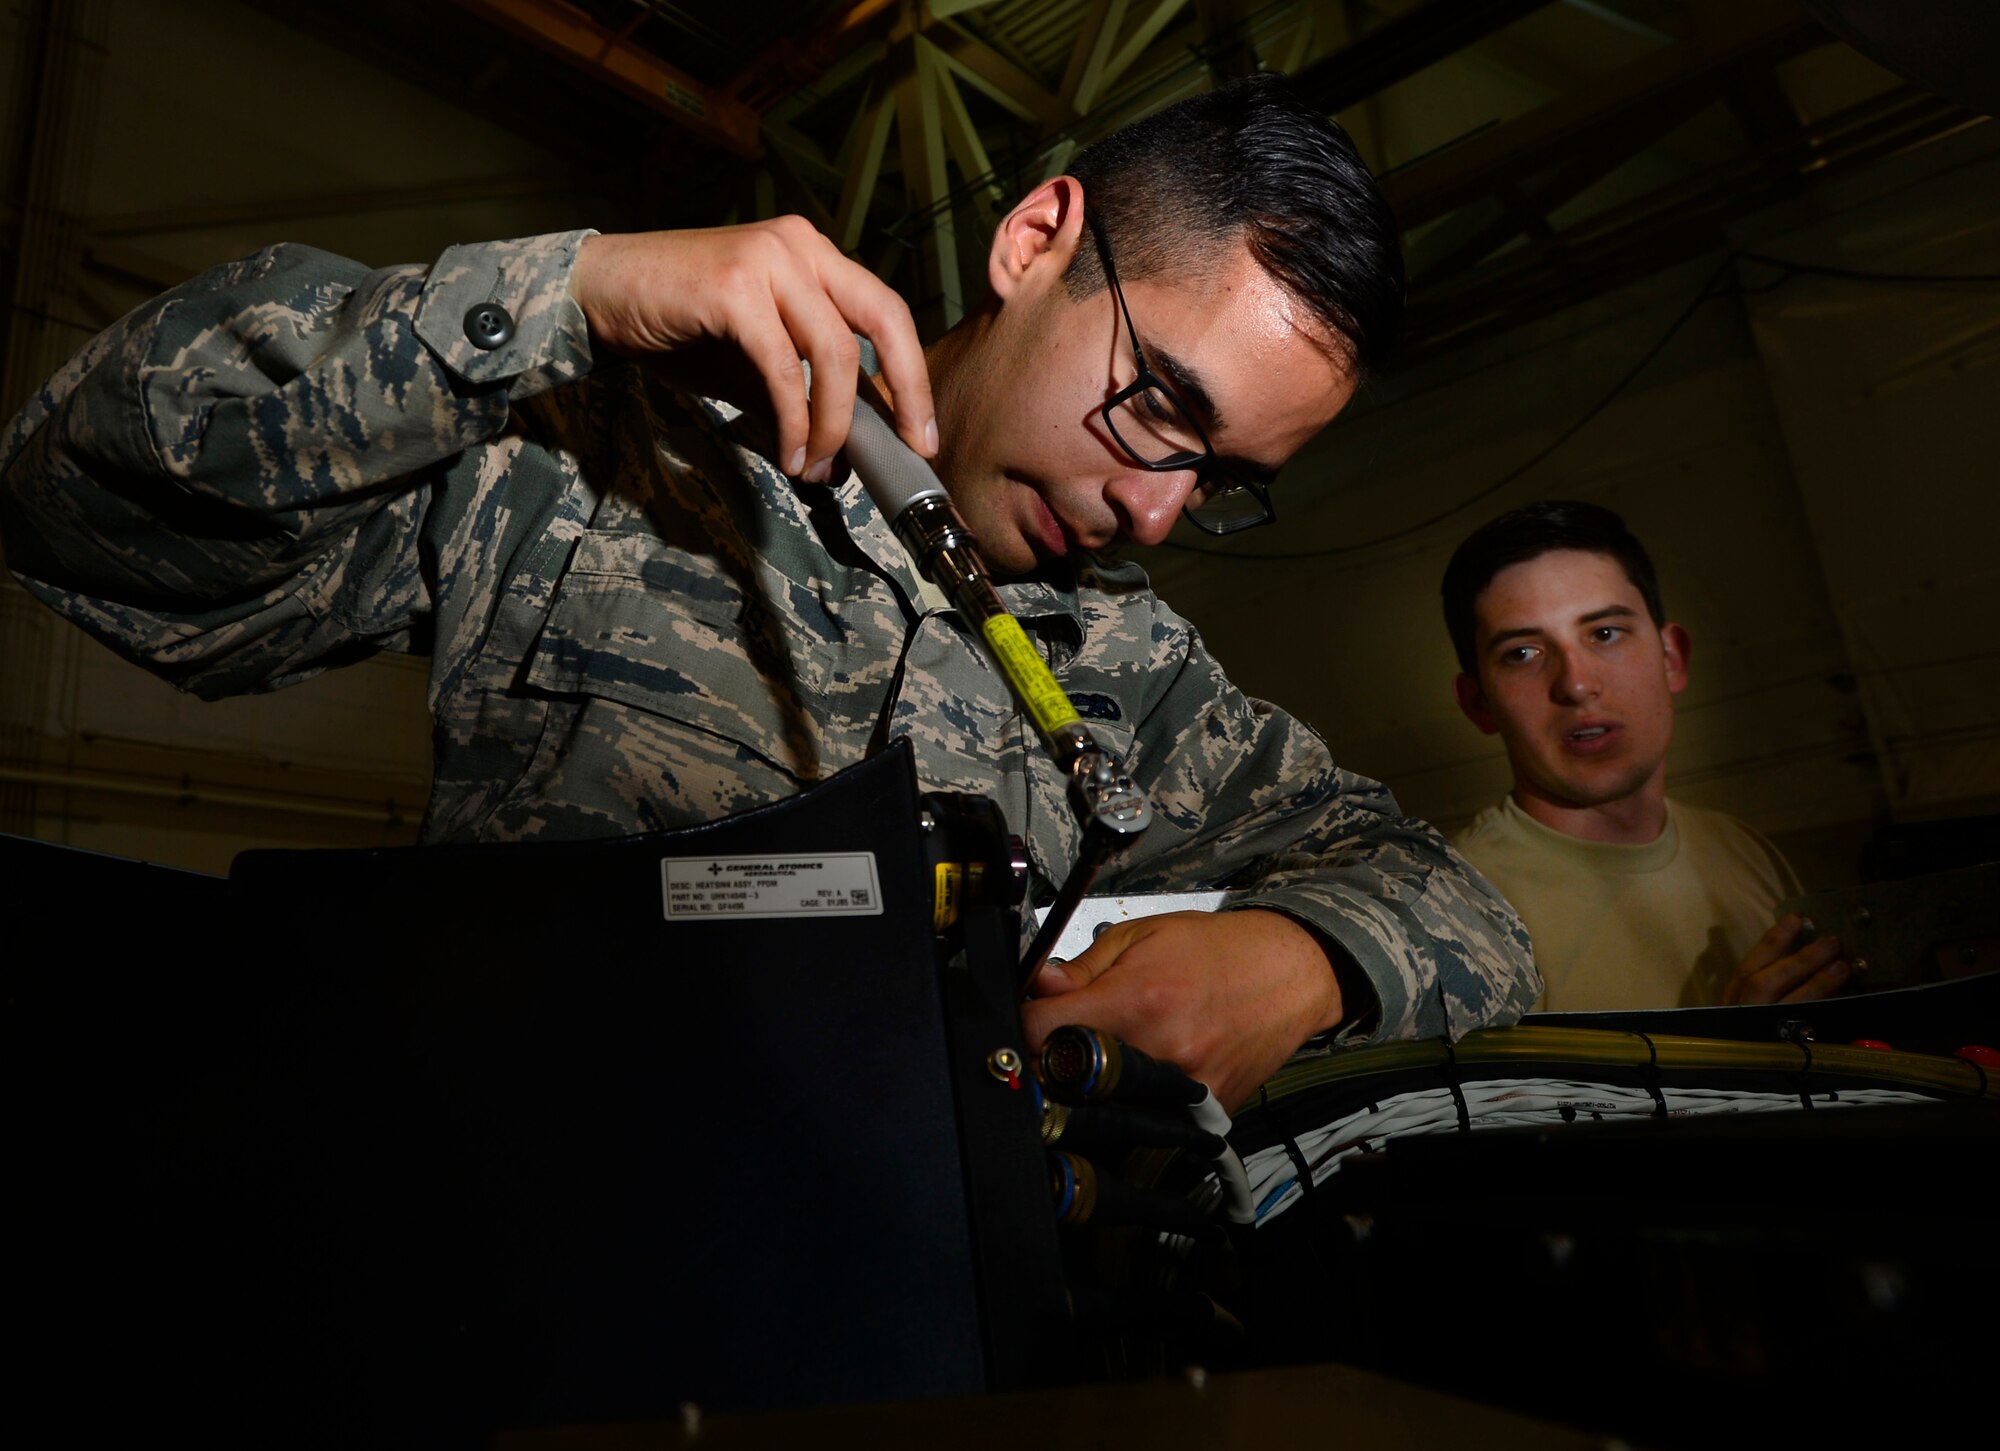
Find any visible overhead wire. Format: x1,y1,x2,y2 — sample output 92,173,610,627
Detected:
2,299,103,336
1731,251,2000,288
1159,250,2000,565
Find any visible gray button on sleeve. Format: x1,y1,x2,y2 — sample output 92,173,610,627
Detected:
413,231,597,391
463,302,515,350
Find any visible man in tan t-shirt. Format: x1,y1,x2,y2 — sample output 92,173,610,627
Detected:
1439,501,1849,1012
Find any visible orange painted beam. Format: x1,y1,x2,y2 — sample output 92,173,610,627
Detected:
450,0,763,159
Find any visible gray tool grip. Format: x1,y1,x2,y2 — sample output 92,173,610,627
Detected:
845,396,949,518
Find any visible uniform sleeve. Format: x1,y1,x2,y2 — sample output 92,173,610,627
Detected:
0,231,595,697
1110,611,1540,1046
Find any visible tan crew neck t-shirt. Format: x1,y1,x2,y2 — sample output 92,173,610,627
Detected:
1451,796,1802,1012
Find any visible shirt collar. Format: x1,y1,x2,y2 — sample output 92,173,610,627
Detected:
1499,793,1682,874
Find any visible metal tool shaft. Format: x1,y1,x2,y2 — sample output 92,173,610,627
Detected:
843,400,1151,986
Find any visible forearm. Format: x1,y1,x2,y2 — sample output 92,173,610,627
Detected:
1228,823,1538,1044
1110,633,1538,1043
1,232,595,692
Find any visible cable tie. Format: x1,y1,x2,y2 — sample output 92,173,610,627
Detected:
1778,1023,1817,1110
1633,1030,1668,1117
1255,1084,1318,1203
1438,1038,1470,1135
1250,1087,1305,1193
1277,1131,1315,1202
1635,1029,1661,1072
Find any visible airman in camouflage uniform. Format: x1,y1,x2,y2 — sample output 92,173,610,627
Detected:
0,81,1537,1109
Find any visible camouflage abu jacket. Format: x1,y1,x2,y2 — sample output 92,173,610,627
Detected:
0,232,1537,1043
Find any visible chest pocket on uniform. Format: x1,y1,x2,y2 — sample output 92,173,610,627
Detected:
1050,655,1141,768
524,529,828,764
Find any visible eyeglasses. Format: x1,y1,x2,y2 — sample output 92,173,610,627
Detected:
1086,212,1277,536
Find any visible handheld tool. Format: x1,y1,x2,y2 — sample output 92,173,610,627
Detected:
841,399,1152,993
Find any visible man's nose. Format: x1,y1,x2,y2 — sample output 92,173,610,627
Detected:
1106,470,1197,546
1551,647,1601,703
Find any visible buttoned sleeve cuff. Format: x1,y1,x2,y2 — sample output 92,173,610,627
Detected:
413,231,597,396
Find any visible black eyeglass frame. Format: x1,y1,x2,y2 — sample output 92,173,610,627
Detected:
1085,211,1277,536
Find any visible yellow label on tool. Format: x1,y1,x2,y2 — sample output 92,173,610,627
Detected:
982,615,1081,738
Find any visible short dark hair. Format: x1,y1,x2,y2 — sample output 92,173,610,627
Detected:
1062,74,1404,373
1441,500,1667,676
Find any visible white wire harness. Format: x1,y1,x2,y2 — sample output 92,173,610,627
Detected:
1160,1079,1946,1246
1189,1090,1256,1225
1237,1078,1940,1226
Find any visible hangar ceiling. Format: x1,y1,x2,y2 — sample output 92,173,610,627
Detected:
231,0,1986,355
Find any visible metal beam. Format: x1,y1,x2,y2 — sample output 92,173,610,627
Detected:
1106,0,1195,89
762,118,845,192
1195,0,1263,82
1405,85,1714,283
926,34,1007,233
1274,9,1317,78
1378,0,1822,231
1062,0,1129,114
83,175,608,238
80,241,198,293
722,0,898,114
1723,61,1802,146
834,75,899,252
1352,0,1585,99
1327,2,1386,173
766,40,888,127
446,0,763,158
1402,86,1975,357
760,134,841,236
1291,0,1560,115
897,35,964,328
3,0,107,418
930,17,1077,130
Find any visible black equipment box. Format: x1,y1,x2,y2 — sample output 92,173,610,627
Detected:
8,743,1066,1445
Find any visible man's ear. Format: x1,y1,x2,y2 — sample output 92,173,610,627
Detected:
988,175,1086,303
1454,672,1500,735
1661,622,1691,696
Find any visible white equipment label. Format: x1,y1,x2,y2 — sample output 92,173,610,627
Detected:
1032,890,1234,962
661,852,883,920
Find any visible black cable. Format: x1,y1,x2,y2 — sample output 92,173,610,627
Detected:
1160,248,2000,566
1730,250,2000,285
1162,257,1735,563
2,299,102,334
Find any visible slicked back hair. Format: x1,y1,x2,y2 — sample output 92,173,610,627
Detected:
1062,74,1405,374
1442,500,1668,677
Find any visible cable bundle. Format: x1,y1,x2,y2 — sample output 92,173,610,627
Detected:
1240,1078,1939,1225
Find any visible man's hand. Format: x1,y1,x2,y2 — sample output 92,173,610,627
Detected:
1723,913,1851,1006
569,219,937,482
1021,909,1345,1113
